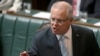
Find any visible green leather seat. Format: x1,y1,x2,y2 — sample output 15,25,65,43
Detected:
87,17,100,24
0,14,48,56
97,29,100,47
1,14,18,56
0,14,4,56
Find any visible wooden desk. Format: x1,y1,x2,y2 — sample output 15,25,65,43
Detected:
7,9,100,27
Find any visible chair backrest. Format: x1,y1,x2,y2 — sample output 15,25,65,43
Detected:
0,14,4,56
97,29,100,47
0,13,48,56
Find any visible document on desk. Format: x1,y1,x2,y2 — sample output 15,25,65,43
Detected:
94,22,100,26
32,12,51,19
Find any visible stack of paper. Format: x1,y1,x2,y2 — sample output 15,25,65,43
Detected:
32,12,51,19
94,22,100,26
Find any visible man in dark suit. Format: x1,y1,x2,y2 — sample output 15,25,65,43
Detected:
48,0,100,18
20,1,100,56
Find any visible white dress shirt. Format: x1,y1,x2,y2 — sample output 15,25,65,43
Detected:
56,26,72,56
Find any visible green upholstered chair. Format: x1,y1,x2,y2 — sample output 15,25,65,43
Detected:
87,17,100,24
0,14,48,56
1,14,17,56
0,14,3,56
96,29,100,47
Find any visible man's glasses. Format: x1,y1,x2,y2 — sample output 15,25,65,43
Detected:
50,18,69,25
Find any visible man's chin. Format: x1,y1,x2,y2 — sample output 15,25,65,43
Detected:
52,31,57,34
52,31,61,35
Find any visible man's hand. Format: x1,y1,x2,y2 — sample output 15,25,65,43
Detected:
20,51,29,56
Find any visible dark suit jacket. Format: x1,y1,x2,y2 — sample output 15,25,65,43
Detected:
28,25,99,56
47,0,100,18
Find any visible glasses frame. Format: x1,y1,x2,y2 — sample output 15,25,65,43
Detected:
50,18,69,25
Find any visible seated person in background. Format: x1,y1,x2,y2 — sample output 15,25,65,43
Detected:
20,1,100,56
47,0,100,18
0,0,22,13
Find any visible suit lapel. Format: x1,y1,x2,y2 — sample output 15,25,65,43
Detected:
72,25,81,56
48,29,62,56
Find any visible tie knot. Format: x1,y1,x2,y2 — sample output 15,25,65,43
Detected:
59,35,68,41
59,35,64,41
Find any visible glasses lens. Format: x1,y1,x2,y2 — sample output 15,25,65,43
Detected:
50,18,68,25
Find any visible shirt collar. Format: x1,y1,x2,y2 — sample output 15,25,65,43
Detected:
56,26,72,40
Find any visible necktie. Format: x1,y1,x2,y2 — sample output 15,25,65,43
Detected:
59,36,68,56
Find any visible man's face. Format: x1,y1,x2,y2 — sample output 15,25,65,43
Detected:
50,9,73,35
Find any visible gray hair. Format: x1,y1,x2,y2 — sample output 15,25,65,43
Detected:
50,1,73,19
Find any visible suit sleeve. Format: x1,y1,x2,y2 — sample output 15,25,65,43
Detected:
89,30,100,56
27,34,39,56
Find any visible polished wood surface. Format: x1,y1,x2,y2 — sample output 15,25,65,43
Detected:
6,9,100,28
32,0,51,11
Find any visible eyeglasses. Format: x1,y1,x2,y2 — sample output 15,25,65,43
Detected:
50,18,69,25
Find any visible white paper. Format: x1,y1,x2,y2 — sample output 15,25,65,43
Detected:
32,12,51,19
94,22,100,26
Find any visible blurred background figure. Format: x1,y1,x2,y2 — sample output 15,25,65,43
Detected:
47,0,100,18
0,0,22,13
22,0,32,13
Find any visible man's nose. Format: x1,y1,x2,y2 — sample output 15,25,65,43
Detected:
52,21,59,26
